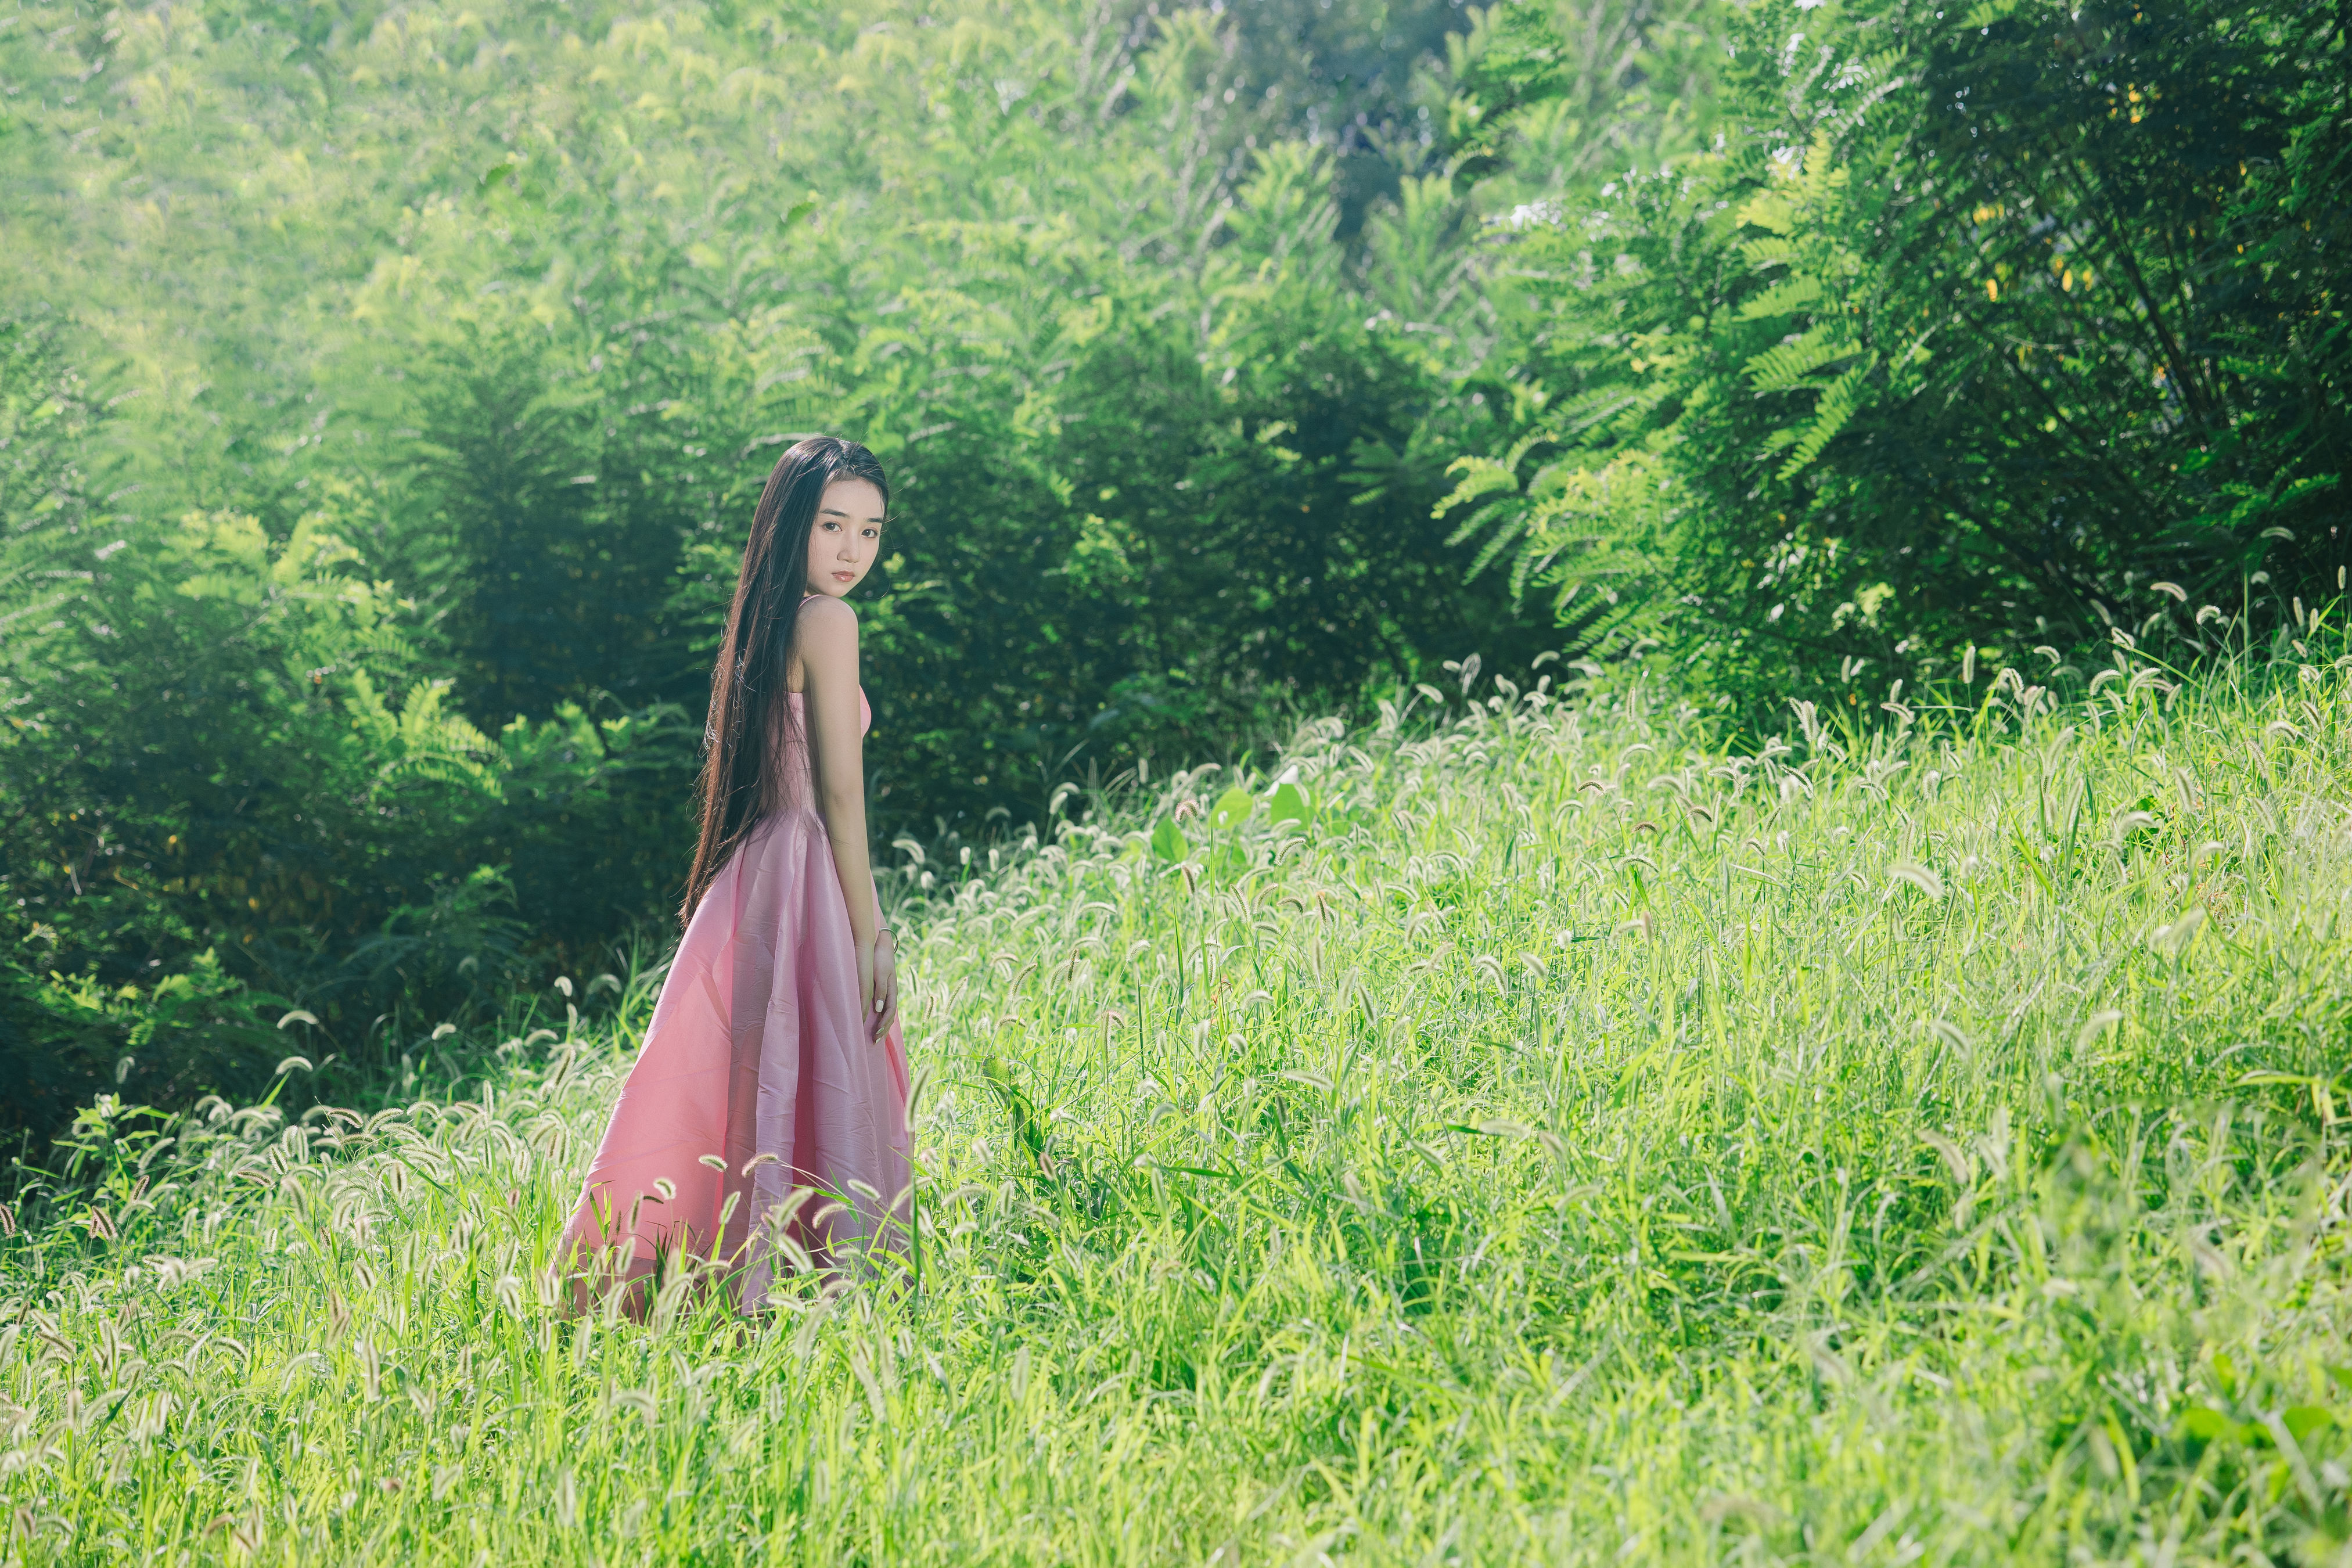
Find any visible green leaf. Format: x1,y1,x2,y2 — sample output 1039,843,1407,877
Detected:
2282,1405,2335,1443
1210,788,1254,832
1774,355,1879,481
1150,817,1189,862
780,195,819,233
1269,781,1311,826
1735,190,1796,236
1432,455,1524,523
1742,325,1848,393
2174,1407,2234,1443
1735,274,1824,322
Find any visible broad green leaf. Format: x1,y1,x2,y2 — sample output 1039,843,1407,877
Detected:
1149,817,1189,862
2282,1405,2335,1443
1269,781,1311,825
2174,1407,2234,1443
1210,788,1254,832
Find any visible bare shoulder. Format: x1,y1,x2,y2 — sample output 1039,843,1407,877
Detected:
794,595,861,671
799,595,859,637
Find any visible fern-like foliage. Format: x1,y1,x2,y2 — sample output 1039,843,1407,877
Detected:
1444,0,2349,708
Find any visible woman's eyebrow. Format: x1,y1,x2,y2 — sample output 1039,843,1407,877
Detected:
817,505,886,524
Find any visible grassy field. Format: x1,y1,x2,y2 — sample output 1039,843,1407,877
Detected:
6,637,2352,1565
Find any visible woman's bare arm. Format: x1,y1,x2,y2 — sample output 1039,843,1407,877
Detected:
796,598,880,954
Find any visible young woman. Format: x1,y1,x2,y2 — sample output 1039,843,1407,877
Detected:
558,436,911,1312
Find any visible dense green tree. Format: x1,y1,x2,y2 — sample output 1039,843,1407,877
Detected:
1447,0,2348,706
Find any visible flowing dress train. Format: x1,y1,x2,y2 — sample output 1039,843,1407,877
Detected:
556,686,911,1310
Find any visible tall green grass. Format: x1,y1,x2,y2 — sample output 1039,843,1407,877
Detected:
6,633,2352,1563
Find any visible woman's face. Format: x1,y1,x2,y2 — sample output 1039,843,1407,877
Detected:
803,477,887,599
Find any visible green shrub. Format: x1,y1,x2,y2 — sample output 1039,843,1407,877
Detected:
0,315,683,1139
1450,0,2350,707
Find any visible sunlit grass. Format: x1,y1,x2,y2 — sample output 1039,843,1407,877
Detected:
6,638,2352,1564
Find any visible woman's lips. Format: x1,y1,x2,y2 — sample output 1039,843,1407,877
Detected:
832,570,855,582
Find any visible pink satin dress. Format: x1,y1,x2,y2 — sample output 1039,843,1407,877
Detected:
557,684,911,1310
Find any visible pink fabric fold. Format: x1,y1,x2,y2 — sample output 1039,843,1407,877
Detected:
558,688,910,1310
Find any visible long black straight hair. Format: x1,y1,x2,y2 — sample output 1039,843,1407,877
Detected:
681,436,889,924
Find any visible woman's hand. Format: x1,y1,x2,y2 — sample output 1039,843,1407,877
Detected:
869,932,900,1042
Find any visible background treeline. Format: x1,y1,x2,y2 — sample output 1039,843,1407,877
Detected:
1,0,2340,1139
1,0,1579,1130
